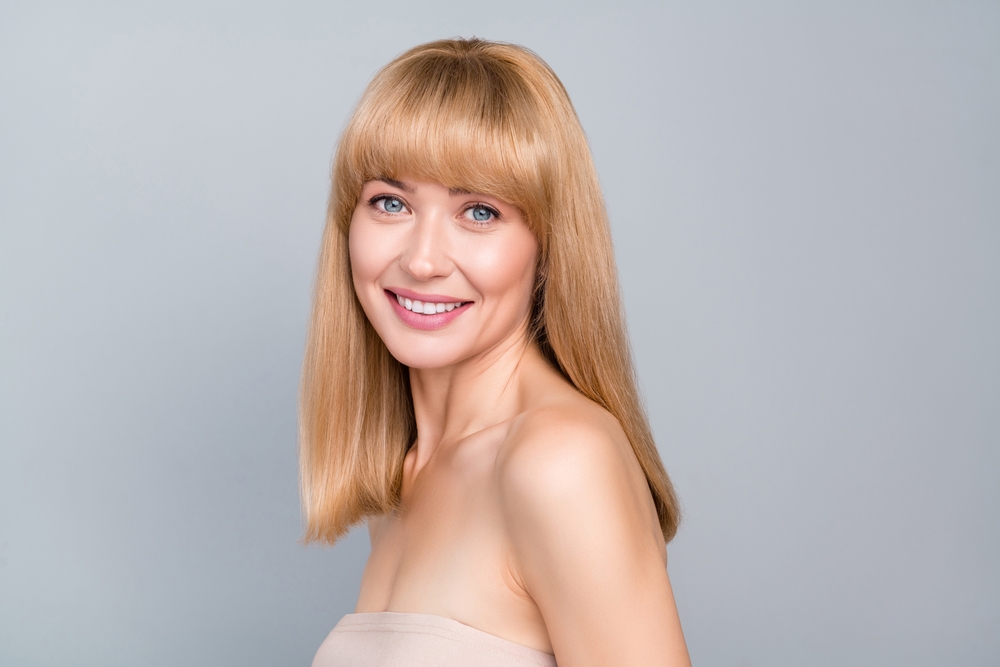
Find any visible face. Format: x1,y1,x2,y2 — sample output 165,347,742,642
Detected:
349,177,540,370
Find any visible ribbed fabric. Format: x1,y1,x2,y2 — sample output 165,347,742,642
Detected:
312,612,557,667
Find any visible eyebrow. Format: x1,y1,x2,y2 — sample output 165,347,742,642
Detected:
374,177,473,197
376,177,412,193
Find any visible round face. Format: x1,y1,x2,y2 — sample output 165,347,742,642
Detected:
349,177,540,370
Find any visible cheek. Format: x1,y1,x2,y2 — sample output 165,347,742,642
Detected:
348,216,390,295
460,227,539,305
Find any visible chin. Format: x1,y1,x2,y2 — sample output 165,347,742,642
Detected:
383,340,466,370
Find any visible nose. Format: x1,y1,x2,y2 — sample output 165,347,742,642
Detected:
399,212,452,281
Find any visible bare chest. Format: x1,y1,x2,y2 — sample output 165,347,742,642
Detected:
357,453,510,611
353,436,549,651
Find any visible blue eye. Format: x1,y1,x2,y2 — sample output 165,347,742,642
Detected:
467,205,497,223
381,197,404,213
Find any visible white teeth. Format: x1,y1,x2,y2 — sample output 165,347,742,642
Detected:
395,294,466,314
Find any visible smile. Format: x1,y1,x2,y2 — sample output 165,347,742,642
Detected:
384,289,472,331
394,294,468,314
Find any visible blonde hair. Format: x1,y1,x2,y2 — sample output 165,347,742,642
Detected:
301,38,680,544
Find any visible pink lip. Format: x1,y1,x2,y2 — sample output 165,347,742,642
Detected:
384,289,472,331
387,286,468,304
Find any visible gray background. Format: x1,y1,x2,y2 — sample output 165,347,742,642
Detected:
1,1,997,665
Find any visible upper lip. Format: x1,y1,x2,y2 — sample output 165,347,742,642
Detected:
386,287,470,304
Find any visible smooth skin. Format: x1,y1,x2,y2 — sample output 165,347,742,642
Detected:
349,178,691,667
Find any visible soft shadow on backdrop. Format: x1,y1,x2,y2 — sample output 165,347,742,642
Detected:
1,2,997,666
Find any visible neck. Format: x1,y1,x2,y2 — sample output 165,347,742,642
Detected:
407,322,542,471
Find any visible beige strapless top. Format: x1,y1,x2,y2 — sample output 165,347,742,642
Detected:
312,612,557,667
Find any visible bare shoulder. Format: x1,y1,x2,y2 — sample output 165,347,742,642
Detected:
494,396,688,665
499,398,631,492
496,396,662,554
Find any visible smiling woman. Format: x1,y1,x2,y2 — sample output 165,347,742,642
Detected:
301,38,690,667
349,178,538,355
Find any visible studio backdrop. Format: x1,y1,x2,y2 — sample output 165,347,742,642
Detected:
1,2,997,666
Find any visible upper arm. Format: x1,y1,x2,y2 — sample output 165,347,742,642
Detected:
498,412,690,667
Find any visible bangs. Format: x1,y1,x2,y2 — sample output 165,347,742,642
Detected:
334,48,555,244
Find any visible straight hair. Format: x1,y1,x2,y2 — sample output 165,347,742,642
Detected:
300,38,680,544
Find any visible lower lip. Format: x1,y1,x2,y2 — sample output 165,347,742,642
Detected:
385,290,472,331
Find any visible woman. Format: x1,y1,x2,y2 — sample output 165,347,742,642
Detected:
302,38,691,666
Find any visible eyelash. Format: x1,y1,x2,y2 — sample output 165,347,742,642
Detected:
464,204,501,226
367,195,501,226
368,195,408,215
